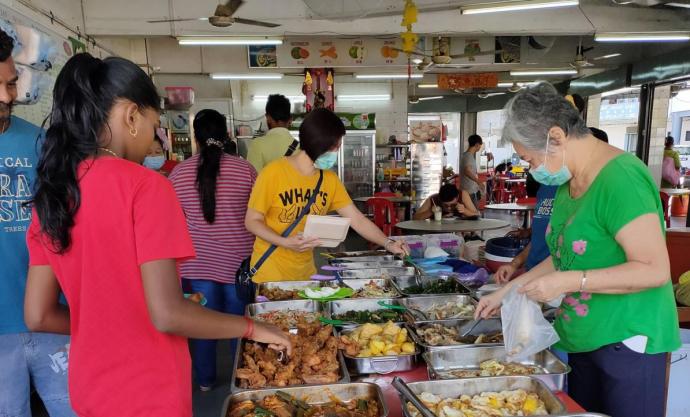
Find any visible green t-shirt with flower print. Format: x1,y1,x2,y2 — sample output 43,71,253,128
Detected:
547,152,680,354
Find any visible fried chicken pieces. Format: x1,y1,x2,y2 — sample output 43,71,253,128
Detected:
236,323,340,389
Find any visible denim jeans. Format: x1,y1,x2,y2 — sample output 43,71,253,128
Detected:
183,279,245,387
0,332,75,417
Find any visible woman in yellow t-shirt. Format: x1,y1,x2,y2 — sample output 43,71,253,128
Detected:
245,108,409,282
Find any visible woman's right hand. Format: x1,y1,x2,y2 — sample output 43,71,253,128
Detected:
282,235,322,252
250,321,293,357
495,264,517,284
474,291,504,319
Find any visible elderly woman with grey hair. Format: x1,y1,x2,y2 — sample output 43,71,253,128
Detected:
475,83,679,417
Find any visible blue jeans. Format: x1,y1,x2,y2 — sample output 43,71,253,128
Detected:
183,279,245,387
0,332,75,417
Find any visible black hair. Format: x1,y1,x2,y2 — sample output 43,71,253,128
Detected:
0,29,13,62
32,53,160,253
299,108,345,161
266,94,291,123
665,135,675,148
193,109,228,223
468,134,483,148
526,173,540,198
439,184,460,203
590,127,609,143
571,93,586,114
224,139,237,156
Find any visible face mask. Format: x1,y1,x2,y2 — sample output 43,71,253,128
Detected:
531,134,572,186
314,151,338,169
143,155,166,171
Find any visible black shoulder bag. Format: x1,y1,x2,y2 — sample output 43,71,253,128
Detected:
284,139,298,156
235,169,324,303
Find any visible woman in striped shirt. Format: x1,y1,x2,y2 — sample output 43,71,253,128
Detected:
170,109,256,392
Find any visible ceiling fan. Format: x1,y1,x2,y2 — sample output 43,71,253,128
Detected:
569,38,595,71
148,0,280,28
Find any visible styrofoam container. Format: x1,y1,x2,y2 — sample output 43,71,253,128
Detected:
304,215,351,247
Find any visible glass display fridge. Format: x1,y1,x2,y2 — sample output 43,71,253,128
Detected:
290,129,376,199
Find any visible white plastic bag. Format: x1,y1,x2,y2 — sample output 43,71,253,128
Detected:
501,285,560,361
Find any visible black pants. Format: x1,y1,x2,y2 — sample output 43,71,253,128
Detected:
568,343,668,417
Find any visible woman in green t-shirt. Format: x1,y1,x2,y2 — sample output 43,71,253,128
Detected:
476,83,680,417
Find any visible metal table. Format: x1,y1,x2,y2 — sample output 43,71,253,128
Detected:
395,218,509,234
354,196,414,220
660,188,690,227
484,202,536,228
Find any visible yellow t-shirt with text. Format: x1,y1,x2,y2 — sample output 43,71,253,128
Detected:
248,157,352,282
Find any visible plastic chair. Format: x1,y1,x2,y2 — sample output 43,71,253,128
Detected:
660,192,671,228
492,177,514,203
366,197,399,237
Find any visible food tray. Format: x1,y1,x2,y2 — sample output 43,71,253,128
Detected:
407,318,503,351
338,328,419,375
325,250,389,259
221,382,389,417
329,254,398,264
245,299,322,327
230,332,350,392
323,298,403,325
330,260,406,269
423,346,570,391
399,376,566,417
255,280,334,302
398,295,477,323
391,276,470,297
342,278,402,299
339,267,417,279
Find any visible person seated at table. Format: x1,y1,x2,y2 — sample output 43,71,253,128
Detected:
414,184,480,220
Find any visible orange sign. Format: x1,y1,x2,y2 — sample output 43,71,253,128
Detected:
437,73,499,90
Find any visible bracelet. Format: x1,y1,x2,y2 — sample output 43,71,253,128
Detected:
579,270,588,292
242,317,254,339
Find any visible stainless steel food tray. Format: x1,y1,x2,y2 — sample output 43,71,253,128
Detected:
399,376,566,417
245,299,322,325
407,318,503,351
230,331,350,392
423,346,570,391
392,276,470,298
323,298,403,325
255,280,334,302
338,327,419,375
330,260,406,269
397,295,477,323
339,267,417,279
330,254,398,264
342,278,402,299
325,249,389,259
221,382,389,417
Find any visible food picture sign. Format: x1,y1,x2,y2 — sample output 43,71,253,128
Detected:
272,38,408,68
437,73,499,90
410,120,443,142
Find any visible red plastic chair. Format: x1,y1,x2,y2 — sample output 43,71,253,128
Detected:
366,197,399,237
660,192,671,228
492,177,514,203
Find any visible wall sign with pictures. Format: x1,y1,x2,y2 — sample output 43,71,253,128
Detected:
248,44,278,68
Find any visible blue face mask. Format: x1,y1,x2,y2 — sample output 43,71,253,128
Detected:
530,135,572,186
314,151,338,170
143,155,166,171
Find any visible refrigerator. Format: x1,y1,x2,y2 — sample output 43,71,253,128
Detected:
290,129,376,199
411,142,445,207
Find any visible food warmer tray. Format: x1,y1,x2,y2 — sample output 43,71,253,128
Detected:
323,298,402,326
255,280,334,302
325,249,389,260
245,299,321,318
391,276,470,298
341,278,402,299
338,328,419,375
407,318,503,351
329,260,406,269
423,345,570,391
397,294,477,323
221,382,389,417
338,267,417,279
398,376,566,417
329,254,398,264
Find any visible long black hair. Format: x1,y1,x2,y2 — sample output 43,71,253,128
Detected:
193,109,228,223
32,53,160,253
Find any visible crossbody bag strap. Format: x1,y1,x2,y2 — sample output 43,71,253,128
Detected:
284,139,299,156
249,169,324,276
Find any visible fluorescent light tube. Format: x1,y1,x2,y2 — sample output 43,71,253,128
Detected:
178,37,283,46
593,53,622,60
210,73,283,80
595,33,690,42
497,81,538,87
418,96,444,101
355,74,423,79
252,95,305,103
417,83,439,88
337,94,391,101
510,69,578,76
666,2,690,8
461,0,578,15
600,87,638,97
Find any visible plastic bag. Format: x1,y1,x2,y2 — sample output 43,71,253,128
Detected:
501,285,560,361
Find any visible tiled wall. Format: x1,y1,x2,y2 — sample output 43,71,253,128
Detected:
649,85,671,186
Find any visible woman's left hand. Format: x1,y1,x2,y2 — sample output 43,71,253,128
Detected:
385,239,410,256
518,272,566,303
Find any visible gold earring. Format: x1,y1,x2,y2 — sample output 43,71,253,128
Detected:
129,127,138,137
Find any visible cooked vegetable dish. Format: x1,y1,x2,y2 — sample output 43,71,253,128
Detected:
229,391,380,417
351,280,399,298
331,309,404,324
254,310,320,329
406,390,548,417
403,280,466,295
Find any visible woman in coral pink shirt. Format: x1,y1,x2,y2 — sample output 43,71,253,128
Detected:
22,53,290,417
